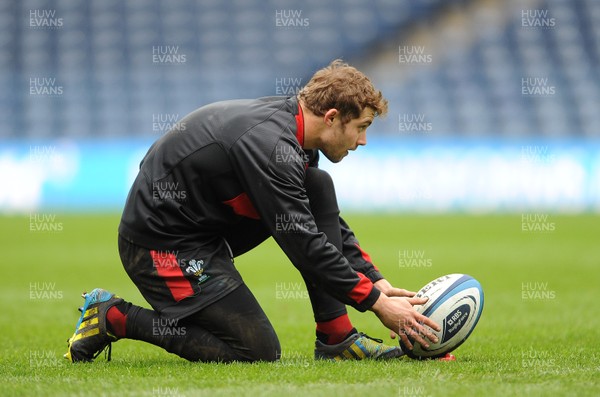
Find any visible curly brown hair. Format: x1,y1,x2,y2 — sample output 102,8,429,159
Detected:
298,59,388,124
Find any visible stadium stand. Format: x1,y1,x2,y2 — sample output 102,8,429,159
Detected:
2,0,598,138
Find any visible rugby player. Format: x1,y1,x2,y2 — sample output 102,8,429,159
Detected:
64,60,440,363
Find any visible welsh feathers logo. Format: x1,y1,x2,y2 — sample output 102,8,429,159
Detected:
185,259,209,285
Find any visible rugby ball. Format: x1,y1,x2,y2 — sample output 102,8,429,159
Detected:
400,274,484,359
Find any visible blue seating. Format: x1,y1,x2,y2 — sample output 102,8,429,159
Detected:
3,0,597,138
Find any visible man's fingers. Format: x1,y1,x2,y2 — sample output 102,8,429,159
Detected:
389,330,397,339
414,323,439,344
407,296,428,306
418,314,441,333
399,315,440,346
399,324,430,349
408,331,432,349
401,289,417,297
399,332,413,350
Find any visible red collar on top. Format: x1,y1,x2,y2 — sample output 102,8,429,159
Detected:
294,102,304,147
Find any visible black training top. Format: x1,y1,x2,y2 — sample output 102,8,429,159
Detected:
119,96,383,312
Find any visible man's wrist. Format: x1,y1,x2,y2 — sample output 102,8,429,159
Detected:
373,279,391,295
369,291,386,314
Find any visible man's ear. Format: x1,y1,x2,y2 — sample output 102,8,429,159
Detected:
323,109,338,126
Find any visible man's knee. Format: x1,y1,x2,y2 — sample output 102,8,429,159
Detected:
305,167,335,194
234,320,281,362
246,338,281,362
304,168,339,216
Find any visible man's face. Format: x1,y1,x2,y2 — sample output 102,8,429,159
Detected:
320,107,375,163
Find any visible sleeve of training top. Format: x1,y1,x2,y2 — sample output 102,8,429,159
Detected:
230,129,381,312
339,217,385,283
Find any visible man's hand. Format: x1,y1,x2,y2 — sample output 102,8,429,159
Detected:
370,293,440,351
373,279,426,341
374,279,417,298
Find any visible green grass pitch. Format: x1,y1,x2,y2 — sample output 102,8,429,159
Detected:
1,213,599,396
